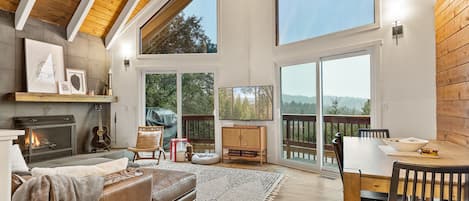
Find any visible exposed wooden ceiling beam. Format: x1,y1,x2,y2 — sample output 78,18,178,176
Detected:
141,0,191,42
15,0,36,30
105,0,140,49
67,0,95,42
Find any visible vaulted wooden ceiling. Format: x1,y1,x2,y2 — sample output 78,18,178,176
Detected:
0,0,150,38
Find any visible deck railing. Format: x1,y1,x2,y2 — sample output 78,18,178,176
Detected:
182,115,215,144
182,114,370,162
282,114,370,162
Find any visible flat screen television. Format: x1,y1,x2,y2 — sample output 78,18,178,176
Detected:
218,85,273,121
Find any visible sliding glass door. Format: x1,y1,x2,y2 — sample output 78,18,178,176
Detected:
181,73,215,153
281,63,319,166
144,72,215,152
279,51,372,171
321,53,371,169
145,73,177,150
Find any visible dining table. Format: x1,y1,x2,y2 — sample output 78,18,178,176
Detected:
343,136,469,201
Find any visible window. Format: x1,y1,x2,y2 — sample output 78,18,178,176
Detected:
279,50,373,171
276,0,376,45
140,0,218,54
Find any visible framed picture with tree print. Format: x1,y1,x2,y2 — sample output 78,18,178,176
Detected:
66,69,87,95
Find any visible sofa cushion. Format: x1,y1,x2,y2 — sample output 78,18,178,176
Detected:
47,157,140,168
143,169,196,201
31,158,128,177
49,157,114,167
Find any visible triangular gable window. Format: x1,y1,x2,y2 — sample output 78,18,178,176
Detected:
140,0,218,54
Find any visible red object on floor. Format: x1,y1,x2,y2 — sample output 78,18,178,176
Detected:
170,138,189,162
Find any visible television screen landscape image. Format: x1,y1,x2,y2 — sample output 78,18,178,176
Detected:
219,86,273,120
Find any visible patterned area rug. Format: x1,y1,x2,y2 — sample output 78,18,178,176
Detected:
138,160,284,201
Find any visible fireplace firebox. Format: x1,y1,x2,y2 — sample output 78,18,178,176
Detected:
14,115,76,163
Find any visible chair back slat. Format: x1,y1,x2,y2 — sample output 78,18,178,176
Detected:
457,173,462,201
421,171,427,200
411,172,418,201
430,172,436,201
449,173,454,201
389,165,401,201
440,173,445,200
402,169,409,199
388,162,469,201
358,128,390,138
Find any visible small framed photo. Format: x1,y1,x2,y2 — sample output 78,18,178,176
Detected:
66,68,87,95
58,81,72,95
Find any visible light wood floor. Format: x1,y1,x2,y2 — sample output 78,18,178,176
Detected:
217,161,343,201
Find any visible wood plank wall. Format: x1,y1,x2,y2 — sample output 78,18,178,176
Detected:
436,0,469,146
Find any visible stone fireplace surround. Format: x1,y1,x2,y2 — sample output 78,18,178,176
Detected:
0,10,111,154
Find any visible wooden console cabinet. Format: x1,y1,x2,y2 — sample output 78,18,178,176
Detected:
222,126,267,165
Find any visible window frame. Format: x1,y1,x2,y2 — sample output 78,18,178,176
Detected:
275,0,381,47
137,0,221,58
139,69,218,145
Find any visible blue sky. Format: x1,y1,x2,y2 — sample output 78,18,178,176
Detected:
181,0,374,46
181,0,217,42
278,0,373,99
278,0,375,44
282,55,371,99
181,0,372,99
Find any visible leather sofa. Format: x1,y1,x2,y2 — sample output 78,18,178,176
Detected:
14,157,197,201
70,158,198,201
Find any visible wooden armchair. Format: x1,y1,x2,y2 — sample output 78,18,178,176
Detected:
127,126,166,165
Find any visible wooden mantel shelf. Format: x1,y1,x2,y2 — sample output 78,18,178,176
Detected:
8,92,118,103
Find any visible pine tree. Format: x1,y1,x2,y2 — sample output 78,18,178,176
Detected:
142,14,217,54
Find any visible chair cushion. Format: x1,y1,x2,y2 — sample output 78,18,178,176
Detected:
143,169,196,201
137,131,162,149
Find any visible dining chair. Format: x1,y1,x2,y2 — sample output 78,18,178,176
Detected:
332,133,344,180
333,132,388,201
358,128,390,138
127,126,166,165
389,161,469,201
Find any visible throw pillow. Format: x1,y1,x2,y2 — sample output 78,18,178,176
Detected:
10,144,29,172
95,157,129,174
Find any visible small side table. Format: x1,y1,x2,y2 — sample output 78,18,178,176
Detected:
169,138,189,162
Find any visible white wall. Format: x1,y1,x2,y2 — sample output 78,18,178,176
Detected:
110,0,436,164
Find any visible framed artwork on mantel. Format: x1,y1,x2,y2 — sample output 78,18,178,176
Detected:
25,39,65,93
66,69,87,95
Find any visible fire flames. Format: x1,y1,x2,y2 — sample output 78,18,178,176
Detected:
26,133,41,147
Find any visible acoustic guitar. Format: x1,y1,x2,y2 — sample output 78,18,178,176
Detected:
91,104,111,151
